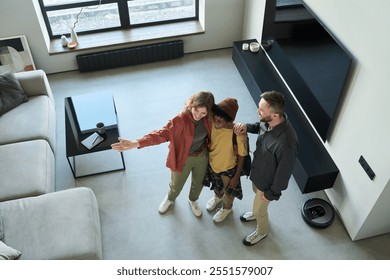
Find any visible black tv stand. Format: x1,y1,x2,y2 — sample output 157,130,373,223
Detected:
232,39,339,193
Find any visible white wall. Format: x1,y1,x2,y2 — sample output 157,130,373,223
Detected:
304,0,390,240
242,0,390,240
0,0,245,74
186,0,245,52
242,0,266,40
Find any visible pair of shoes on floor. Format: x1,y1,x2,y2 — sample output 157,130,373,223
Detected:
188,199,202,217
158,195,173,214
206,196,223,211
240,211,256,222
213,208,232,223
240,211,267,245
159,196,202,217
243,231,268,246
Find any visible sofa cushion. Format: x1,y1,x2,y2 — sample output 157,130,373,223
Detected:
0,71,28,116
0,187,102,260
15,70,54,102
0,94,56,152
0,140,55,202
0,240,22,260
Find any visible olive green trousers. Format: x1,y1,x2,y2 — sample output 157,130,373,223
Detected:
167,150,208,202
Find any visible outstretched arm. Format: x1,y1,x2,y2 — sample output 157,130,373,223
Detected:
111,137,140,152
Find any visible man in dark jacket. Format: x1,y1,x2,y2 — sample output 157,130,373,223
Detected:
234,91,298,246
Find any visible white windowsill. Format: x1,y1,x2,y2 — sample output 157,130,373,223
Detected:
49,20,204,55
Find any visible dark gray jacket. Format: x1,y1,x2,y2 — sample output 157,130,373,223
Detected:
247,118,298,201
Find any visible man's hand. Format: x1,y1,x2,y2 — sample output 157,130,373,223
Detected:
233,123,247,135
260,192,269,202
111,137,140,151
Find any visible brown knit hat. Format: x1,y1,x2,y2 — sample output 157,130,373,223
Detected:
217,98,239,121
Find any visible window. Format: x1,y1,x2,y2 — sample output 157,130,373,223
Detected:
38,0,198,39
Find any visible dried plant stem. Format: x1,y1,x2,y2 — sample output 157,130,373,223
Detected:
72,0,102,30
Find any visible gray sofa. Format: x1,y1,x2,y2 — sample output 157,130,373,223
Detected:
0,70,56,201
0,70,102,260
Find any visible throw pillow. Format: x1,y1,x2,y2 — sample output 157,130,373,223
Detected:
0,71,28,116
0,240,22,260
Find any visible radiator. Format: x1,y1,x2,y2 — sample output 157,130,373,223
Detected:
76,40,183,72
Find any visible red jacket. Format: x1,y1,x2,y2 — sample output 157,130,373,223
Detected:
137,111,212,172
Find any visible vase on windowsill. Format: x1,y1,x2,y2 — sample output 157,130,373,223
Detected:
71,28,78,43
68,28,78,49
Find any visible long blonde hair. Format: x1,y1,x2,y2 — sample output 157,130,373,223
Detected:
184,91,215,121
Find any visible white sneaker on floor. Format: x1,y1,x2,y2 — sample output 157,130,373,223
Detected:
213,208,232,223
240,211,256,222
158,195,173,214
206,196,223,211
188,199,202,217
243,231,267,246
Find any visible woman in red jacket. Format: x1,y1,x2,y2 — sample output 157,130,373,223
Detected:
111,91,215,217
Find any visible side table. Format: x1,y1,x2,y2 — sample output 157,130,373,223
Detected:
65,92,125,178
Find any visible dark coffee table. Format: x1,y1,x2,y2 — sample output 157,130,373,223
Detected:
65,92,125,178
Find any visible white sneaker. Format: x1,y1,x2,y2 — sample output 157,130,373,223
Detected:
158,195,173,214
206,196,223,211
243,231,267,246
240,211,256,222
188,199,202,217
213,208,232,223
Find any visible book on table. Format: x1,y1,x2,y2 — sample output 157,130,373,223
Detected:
81,132,104,150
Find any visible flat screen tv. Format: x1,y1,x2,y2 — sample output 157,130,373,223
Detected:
263,0,353,141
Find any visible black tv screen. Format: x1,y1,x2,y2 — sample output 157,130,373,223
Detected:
263,1,353,141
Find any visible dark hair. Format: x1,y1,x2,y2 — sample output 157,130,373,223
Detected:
261,91,285,115
212,104,233,122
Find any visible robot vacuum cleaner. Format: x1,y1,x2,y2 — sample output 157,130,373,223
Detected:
301,198,335,228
